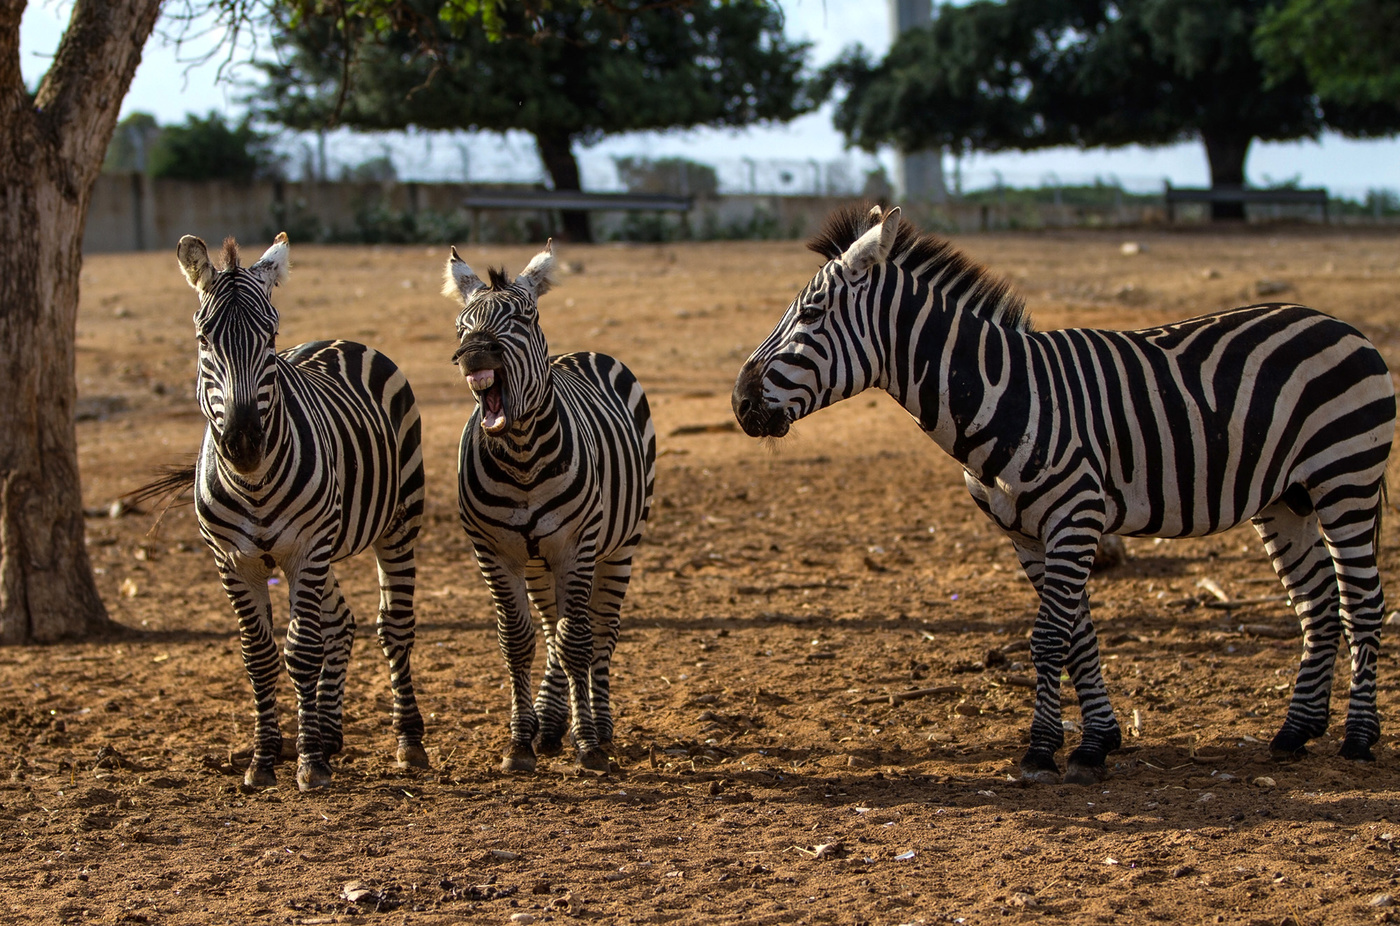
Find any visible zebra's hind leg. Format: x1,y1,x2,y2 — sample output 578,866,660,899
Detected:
1317,483,1387,760
374,531,427,770
1251,501,1340,758
316,571,355,760
525,560,569,757
586,556,633,751
219,556,282,788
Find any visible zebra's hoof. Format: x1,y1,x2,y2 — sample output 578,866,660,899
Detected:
535,735,565,757
1019,750,1061,784
500,748,537,774
1064,761,1109,786
577,747,610,773
1340,740,1377,761
396,742,430,769
244,764,277,789
296,757,333,791
1269,730,1310,761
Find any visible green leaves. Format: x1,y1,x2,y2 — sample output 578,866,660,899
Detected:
1256,0,1400,108
823,0,1400,185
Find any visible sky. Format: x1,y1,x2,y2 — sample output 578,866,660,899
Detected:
17,0,1400,199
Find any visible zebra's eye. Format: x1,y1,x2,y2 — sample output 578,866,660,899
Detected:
797,303,825,324
196,335,210,351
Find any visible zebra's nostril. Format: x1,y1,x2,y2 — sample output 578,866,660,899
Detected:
737,398,753,417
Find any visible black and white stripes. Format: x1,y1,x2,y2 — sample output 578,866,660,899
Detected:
733,204,1394,784
445,241,656,773
177,233,428,791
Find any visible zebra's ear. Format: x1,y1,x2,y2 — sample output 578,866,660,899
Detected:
248,232,291,292
443,246,483,302
517,238,556,297
840,206,900,276
176,235,214,294
866,204,884,229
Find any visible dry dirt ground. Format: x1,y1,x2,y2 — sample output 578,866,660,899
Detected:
5,225,1400,925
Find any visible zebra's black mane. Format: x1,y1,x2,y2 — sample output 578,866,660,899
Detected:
807,204,1031,332
221,237,240,271
485,267,512,290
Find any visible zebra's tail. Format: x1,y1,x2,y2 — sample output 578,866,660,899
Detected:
123,461,198,536
1378,477,1388,557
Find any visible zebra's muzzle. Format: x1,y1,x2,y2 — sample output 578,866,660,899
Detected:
731,371,790,438
219,414,265,474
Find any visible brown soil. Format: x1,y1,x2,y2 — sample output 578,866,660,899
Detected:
5,227,1400,925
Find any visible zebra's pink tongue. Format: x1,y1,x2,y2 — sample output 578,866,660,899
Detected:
481,385,506,431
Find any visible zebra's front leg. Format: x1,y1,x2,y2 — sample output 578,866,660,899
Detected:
374,534,427,770
317,571,355,760
285,552,334,790
1017,532,1100,783
524,561,569,757
1062,605,1121,785
477,547,540,772
219,556,281,788
556,557,609,772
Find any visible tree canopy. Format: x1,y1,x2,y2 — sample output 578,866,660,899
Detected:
1255,0,1400,108
822,0,1400,217
254,0,817,240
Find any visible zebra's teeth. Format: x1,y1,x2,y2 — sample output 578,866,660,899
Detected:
467,369,496,392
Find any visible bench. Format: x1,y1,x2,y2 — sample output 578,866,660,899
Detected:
1164,183,1329,222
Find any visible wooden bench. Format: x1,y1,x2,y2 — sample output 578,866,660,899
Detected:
1164,183,1329,222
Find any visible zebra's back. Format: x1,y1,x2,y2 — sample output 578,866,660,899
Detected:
989,304,1394,538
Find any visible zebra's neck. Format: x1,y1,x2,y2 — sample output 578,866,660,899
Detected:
881,274,1035,482
483,375,560,462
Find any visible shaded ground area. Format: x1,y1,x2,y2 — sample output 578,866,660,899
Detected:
5,228,1400,924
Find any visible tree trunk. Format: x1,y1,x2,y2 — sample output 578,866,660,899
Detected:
0,0,164,644
1202,130,1252,222
534,129,592,243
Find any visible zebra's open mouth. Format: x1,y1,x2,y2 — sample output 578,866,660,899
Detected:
466,368,508,433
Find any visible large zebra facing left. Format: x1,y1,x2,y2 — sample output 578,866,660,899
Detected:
171,233,429,791
733,204,1394,785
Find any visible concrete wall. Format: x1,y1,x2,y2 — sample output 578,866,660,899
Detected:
84,173,1195,254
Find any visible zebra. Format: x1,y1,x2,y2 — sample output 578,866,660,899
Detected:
732,204,1394,784
445,240,656,773
163,233,429,791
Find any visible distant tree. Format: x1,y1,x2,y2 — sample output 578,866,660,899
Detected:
823,0,1400,219
614,157,719,198
1255,0,1400,107
103,112,163,173
254,0,816,241
341,153,399,182
147,111,285,182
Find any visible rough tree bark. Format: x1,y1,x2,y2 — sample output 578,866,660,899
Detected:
1202,130,1252,222
534,128,592,244
0,0,164,644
